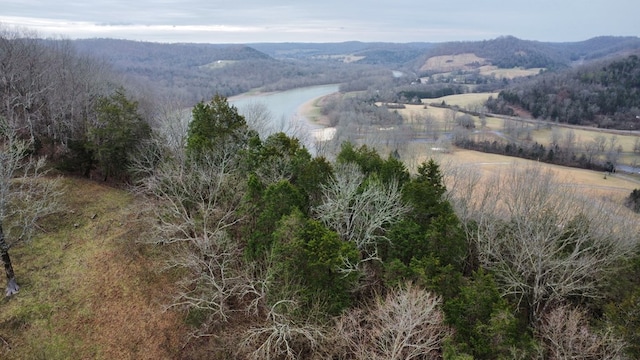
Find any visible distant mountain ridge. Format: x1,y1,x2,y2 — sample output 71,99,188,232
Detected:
72,38,272,69
70,36,640,74
421,35,640,70
64,36,640,102
250,36,640,70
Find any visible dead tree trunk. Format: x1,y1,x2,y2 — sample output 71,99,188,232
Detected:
0,224,19,296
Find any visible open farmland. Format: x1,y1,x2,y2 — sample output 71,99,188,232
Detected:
445,149,639,194
420,53,544,79
388,92,640,169
420,53,489,73
429,92,500,108
478,66,544,79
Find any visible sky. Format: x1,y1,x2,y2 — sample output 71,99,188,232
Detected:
1,0,638,44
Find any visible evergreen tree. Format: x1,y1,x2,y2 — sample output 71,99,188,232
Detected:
88,88,151,180
186,94,250,158
625,188,640,213
270,210,359,316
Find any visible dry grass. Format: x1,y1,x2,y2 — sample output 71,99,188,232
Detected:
0,178,186,359
478,66,544,79
428,92,500,108
391,92,640,168
526,126,640,153
200,60,238,70
438,149,640,202
420,53,488,72
420,53,543,80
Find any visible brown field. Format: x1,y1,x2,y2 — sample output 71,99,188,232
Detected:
428,92,500,108
420,53,544,80
420,53,488,72
420,148,640,202
396,92,640,164
200,59,237,69
478,66,544,79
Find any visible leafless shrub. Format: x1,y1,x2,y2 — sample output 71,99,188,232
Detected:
1,119,63,296
134,147,265,327
166,231,255,323
314,162,409,264
540,305,626,360
330,283,449,360
240,300,325,360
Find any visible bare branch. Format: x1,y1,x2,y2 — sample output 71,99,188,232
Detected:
540,305,626,360
450,163,640,323
331,283,449,360
314,162,410,264
241,300,325,360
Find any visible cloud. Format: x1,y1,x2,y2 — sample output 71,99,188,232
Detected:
1,1,639,43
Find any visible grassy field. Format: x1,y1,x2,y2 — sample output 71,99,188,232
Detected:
444,149,639,198
419,53,544,79
477,66,543,79
393,92,640,167
428,92,500,108
378,91,640,202
419,53,488,72
200,60,238,70
0,178,186,360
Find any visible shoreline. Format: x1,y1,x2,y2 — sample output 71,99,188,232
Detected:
297,94,332,128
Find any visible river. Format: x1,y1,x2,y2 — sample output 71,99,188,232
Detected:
230,84,339,148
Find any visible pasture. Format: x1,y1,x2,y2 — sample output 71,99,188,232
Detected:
380,92,640,203
419,53,544,80
396,92,640,166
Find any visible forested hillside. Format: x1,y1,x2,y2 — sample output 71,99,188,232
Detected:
417,35,640,71
487,54,640,129
71,38,390,102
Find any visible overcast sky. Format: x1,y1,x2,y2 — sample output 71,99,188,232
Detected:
1,0,638,44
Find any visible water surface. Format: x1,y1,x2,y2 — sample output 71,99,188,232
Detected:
230,84,339,130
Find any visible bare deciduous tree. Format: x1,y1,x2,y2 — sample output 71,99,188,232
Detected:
594,134,608,153
136,147,260,324
451,163,640,323
238,101,273,139
0,119,62,296
240,300,325,360
562,130,576,154
314,162,409,263
540,305,625,360
331,283,449,360
0,27,115,147
549,128,562,149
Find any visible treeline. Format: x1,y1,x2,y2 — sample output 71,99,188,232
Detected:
0,28,164,182
454,137,616,172
487,54,640,130
339,72,468,103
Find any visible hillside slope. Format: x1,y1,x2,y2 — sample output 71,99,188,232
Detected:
0,177,186,360
416,35,640,73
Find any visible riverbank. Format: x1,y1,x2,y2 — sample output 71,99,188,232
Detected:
298,94,332,127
